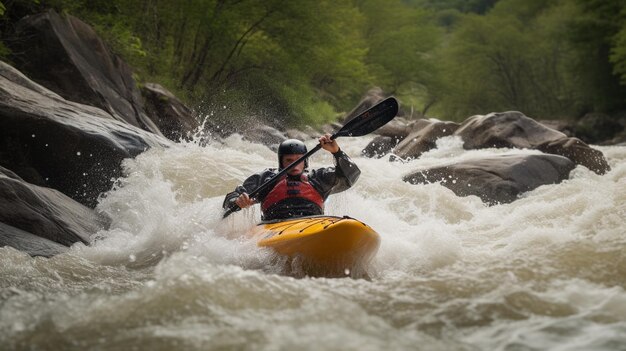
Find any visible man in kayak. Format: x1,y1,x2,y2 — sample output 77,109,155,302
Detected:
223,135,360,221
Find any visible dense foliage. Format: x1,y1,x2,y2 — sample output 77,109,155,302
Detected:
1,0,625,125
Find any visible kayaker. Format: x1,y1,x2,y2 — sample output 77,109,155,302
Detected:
222,135,360,221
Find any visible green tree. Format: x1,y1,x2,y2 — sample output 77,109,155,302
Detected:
359,0,442,116
611,13,626,84
47,0,372,126
566,0,626,113
431,0,622,120
410,0,499,14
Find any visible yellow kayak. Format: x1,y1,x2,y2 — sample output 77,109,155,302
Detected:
248,216,380,278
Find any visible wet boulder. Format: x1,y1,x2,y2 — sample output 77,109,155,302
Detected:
362,135,402,158
0,166,108,251
374,117,415,139
0,223,68,257
285,128,316,141
9,10,162,135
455,111,566,149
0,60,168,207
538,119,575,137
141,83,200,141
362,117,426,159
241,125,286,147
393,120,460,160
574,112,624,144
403,154,576,205
537,138,611,175
455,111,610,174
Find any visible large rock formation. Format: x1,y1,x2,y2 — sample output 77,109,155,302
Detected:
0,167,107,252
141,83,200,141
0,11,199,258
537,137,611,175
285,128,316,141
373,117,415,139
403,154,576,205
0,60,168,207
0,223,68,257
393,119,460,160
362,135,402,158
574,112,624,144
454,111,610,174
362,118,459,159
454,111,566,149
362,117,416,159
9,9,163,135
538,119,575,137
241,125,287,147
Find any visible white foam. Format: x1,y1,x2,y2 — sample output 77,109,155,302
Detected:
3,133,625,350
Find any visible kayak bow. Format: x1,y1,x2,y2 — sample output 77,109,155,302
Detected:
248,215,380,278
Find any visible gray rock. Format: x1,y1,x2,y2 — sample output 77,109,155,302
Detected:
403,154,576,205
362,135,402,158
538,119,575,137
141,83,200,141
537,137,611,175
393,120,459,159
574,112,624,144
455,111,567,149
0,60,169,207
9,10,162,135
285,128,316,141
0,223,68,257
374,117,415,139
0,166,108,247
242,125,287,146
455,111,610,175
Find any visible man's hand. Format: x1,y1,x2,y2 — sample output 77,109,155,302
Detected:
319,134,340,153
235,192,255,209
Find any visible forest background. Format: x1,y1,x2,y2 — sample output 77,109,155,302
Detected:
1,0,625,131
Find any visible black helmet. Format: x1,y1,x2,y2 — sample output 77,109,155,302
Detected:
277,139,308,170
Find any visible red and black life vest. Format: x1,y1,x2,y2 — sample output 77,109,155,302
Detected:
261,174,324,218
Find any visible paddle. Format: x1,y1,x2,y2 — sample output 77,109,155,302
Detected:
223,96,399,219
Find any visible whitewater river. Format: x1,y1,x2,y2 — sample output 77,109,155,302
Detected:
1,134,625,350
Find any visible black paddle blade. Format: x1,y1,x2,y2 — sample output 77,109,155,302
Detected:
333,97,399,138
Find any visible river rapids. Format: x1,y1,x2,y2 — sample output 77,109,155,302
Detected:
1,135,625,350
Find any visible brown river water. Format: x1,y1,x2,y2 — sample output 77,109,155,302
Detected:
1,135,625,350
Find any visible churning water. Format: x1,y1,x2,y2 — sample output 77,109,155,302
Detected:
1,134,625,350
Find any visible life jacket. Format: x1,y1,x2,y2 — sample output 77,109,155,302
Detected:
261,174,324,219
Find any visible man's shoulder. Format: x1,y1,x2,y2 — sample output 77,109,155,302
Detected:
257,168,278,179
308,166,336,178
242,168,276,182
